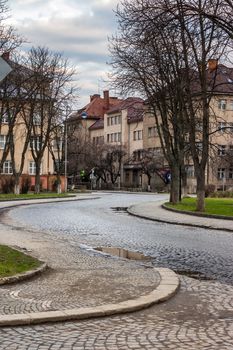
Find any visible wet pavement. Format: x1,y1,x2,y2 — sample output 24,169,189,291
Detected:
8,192,233,284
0,192,233,349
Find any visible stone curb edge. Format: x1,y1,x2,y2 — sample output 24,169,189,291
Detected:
0,196,100,212
127,205,233,233
0,263,48,286
0,268,179,327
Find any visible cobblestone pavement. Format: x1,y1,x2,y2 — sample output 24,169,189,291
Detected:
8,193,233,284
0,276,233,349
0,217,160,315
0,193,233,348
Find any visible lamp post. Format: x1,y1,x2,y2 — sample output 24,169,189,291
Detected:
64,119,68,192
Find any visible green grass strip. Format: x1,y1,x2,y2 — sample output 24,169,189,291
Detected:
166,197,233,217
0,193,74,201
0,245,41,278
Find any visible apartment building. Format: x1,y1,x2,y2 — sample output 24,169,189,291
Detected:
66,91,122,179
143,63,233,193
0,116,61,191
67,63,233,193
104,97,144,187
0,54,65,192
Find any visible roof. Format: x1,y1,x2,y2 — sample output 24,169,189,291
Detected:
68,93,123,122
107,97,144,123
89,118,104,130
207,64,233,94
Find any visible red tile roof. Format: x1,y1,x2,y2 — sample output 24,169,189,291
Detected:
107,97,144,123
68,92,123,122
89,118,104,130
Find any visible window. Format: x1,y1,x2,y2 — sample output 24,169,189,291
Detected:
218,122,227,132
133,130,143,140
2,161,12,174
33,112,41,126
217,168,225,179
53,137,63,151
229,100,233,110
1,113,9,124
0,135,6,149
107,132,121,143
30,136,41,151
218,145,226,156
186,165,195,178
133,150,143,161
29,161,42,175
148,126,157,138
218,99,227,110
107,115,121,126
29,161,36,175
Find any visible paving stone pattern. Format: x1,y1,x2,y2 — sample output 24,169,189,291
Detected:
0,239,159,315
0,193,233,349
0,276,233,349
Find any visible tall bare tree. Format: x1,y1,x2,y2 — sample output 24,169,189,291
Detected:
23,47,76,193
110,0,231,210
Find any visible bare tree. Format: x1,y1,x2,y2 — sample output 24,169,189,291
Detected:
89,144,126,186
110,0,231,210
24,47,76,193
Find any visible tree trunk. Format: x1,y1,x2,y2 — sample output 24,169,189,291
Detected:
14,176,20,195
181,165,188,197
147,174,151,192
35,172,41,194
196,173,205,212
169,165,180,204
57,183,61,194
56,175,61,193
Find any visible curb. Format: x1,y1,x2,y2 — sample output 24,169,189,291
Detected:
0,268,179,326
127,205,233,233
0,263,47,286
0,196,100,212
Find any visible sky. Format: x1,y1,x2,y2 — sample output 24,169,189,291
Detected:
7,0,120,108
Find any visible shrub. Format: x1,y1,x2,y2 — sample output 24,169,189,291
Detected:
209,190,233,198
21,176,31,194
0,176,15,194
205,184,216,197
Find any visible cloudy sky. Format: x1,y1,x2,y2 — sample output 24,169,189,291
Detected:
7,0,120,108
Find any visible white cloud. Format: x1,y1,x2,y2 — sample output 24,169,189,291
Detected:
6,0,119,106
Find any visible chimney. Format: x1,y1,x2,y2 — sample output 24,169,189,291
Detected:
103,90,109,110
90,94,100,102
2,52,10,61
208,59,218,71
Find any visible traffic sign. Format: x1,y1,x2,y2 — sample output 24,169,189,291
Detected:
0,56,12,82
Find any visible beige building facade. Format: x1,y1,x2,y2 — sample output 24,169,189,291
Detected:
0,112,64,192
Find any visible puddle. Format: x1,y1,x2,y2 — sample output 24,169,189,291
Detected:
95,246,151,261
111,207,128,213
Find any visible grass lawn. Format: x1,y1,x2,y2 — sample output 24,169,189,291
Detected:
166,197,233,217
0,192,74,201
0,245,41,278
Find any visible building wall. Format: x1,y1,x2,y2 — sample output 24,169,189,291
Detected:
0,111,62,191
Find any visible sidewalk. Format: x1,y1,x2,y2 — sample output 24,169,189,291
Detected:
0,194,179,326
128,200,233,232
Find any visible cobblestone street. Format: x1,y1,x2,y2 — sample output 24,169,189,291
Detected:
0,276,233,349
0,193,232,349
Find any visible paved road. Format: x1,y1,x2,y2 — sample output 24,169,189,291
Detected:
0,192,233,349
8,192,233,284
